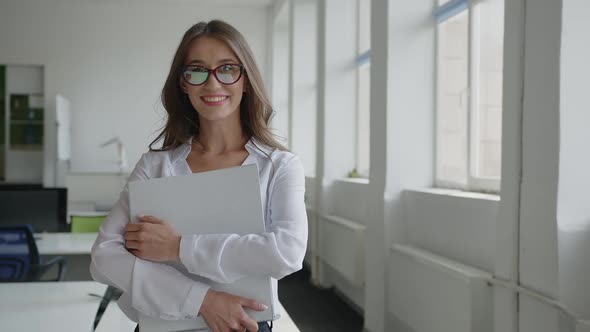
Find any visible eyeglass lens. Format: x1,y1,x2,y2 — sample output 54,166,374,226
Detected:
183,65,242,85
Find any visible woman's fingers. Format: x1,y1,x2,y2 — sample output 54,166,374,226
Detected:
138,215,164,224
124,231,141,241
239,317,258,332
239,298,268,312
237,297,264,331
124,223,142,232
200,290,264,332
125,240,141,249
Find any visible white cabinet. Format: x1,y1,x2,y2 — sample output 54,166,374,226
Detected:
2,65,44,183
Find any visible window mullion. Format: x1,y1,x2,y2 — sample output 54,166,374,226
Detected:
466,0,479,190
355,0,361,174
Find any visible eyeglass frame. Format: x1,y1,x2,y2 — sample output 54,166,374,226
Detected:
180,63,245,86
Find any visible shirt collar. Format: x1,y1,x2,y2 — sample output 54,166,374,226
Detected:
170,136,275,164
245,138,275,158
170,139,192,164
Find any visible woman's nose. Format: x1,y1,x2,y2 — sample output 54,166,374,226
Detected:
204,72,223,88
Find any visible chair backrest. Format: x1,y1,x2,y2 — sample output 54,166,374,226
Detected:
70,215,106,233
0,225,39,282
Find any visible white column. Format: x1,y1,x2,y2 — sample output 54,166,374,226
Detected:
366,0,435,331
507,0,564,331
313,0,358,286
558,0,590,322
519,0,561,302
364,0,388,330
494,0,525,330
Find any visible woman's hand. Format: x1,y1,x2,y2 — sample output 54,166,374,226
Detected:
199,289,267,332
124,215,181,262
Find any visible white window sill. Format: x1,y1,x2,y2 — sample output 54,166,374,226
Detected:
335,177,370,185
406,187,500,202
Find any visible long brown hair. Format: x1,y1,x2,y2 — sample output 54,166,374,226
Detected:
150,20,286,152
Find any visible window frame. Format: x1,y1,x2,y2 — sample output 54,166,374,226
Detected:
354,0,371,179
434,0,502,193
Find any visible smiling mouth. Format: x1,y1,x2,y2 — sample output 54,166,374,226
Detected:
201,96,228,102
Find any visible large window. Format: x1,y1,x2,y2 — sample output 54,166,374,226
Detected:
290,0,317,178
435,0,504,192
355,0,371,178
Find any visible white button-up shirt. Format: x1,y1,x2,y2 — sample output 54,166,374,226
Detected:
90,139,308,322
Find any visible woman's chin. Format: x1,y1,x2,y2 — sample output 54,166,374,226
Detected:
197,109,237,122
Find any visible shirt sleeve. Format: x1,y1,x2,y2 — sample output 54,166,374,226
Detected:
178,154,308,283
90,152,210,320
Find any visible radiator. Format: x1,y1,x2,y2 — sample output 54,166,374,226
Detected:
319,214,366,287
389,244,493,332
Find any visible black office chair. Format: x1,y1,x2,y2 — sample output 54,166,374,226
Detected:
0,224,67,282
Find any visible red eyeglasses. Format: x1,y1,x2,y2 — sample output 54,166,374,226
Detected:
181,64,245,86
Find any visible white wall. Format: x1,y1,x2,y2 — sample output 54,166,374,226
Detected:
328,180,369,224
558,0,590,321
404,190,497,273
65,173,127,211
0,0,270,186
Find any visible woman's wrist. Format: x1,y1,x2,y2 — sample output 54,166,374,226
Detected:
199,289,216,316
170,235,181,261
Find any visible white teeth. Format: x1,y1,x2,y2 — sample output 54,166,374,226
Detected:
202,96,228,102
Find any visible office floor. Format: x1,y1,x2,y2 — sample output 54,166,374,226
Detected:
278,268,364,332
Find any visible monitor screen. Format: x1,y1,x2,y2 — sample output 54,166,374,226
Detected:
0,187,68,232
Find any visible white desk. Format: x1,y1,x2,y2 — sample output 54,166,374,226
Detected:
36,232,97,255
95,302,301,332
35,232,97,281
0,281,106,332
0,281,300,332
30,234,301,331
95,302,137,332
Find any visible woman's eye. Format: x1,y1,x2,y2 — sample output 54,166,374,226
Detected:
219,65,234,73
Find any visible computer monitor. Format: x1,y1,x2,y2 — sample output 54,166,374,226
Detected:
0,187,68,232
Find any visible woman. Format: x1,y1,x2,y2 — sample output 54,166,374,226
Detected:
90,20,308,332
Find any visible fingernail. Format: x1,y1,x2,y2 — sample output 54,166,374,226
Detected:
260,304,268,310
